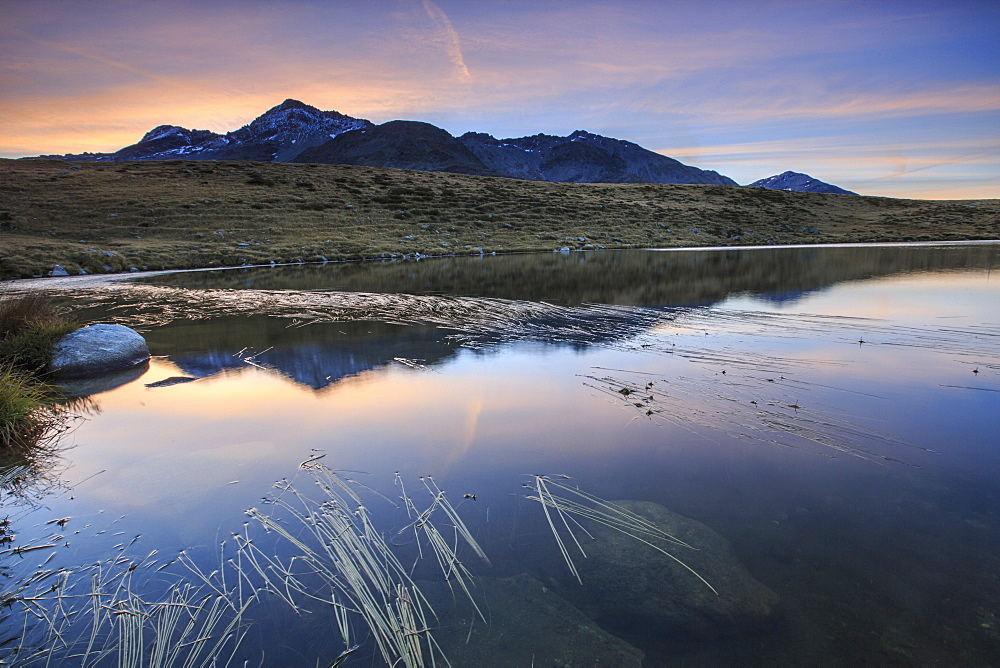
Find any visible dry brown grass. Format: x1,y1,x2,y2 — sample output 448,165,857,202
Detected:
1,158,997,279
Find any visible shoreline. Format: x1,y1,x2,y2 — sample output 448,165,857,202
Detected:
4,239,998,292
3,159,997,281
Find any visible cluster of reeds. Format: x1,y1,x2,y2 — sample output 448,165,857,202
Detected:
0,462,491,667
235,460,491,667
0,366,57,451
0,532,253,666
2,460,718,666
523,474,717,594
0,293,76,486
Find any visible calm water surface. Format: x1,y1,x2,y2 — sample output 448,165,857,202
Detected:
2,244,999,666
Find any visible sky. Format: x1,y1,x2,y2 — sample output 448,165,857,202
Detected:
1,0,998,199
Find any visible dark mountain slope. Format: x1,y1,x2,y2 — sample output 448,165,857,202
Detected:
749,171,857,195
293,121,498,176
460,130,737,185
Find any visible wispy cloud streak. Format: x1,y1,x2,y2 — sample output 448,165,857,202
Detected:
858,149,999,184
422,0,472,83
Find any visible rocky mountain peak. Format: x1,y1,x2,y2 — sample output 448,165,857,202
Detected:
749,171,856,195
238,100,357,135
273,98,313,111
140,125,189,143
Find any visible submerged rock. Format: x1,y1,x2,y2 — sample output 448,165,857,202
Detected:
50,324,150,379
55,360,149,397
549,500,780,639
421,573,644,667
144,375,198,388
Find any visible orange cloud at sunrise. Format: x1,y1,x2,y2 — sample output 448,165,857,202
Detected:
1,0,997,199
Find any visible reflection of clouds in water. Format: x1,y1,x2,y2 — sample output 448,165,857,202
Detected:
438,396,484,475
100,440,278,511
728,271,1000,322
601,282,999,463
52,261,1000,527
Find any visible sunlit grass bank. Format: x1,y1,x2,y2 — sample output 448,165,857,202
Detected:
1,158,997,279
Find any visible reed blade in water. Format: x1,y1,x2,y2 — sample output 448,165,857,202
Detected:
525,474,718,595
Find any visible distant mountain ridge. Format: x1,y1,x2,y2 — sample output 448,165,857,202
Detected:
45,99,737,186
749,171,856,195
105,99,373,163
459,130,733,185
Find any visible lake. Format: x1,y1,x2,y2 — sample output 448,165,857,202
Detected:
2,242,999,666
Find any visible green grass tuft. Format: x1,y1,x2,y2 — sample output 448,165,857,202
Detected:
0,292,78,373
0,363,55,449
0,292,78,450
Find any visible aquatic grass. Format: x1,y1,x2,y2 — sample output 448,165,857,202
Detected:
0,532,254,666
0,366,77,493
1,465,732,665
0,291,65,337
236,462,485,667
525,474,718,595
392,475,489,628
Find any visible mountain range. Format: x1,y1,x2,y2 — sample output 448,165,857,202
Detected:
42,99,853,193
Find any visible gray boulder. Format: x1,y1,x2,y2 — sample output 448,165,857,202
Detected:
49,264,70,277
548,500,780,639
50,324,150,379
421,573,644,667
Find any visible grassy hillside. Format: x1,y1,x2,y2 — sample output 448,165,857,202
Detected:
1,158,997,280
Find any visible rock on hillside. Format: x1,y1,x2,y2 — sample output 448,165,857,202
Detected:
749,171,857,195
460,130,738,185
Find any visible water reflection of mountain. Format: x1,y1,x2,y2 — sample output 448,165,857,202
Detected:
59,244,1000,392
751,289,815,305
145,318,461,390
142,305,676,390
140,244,999,307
